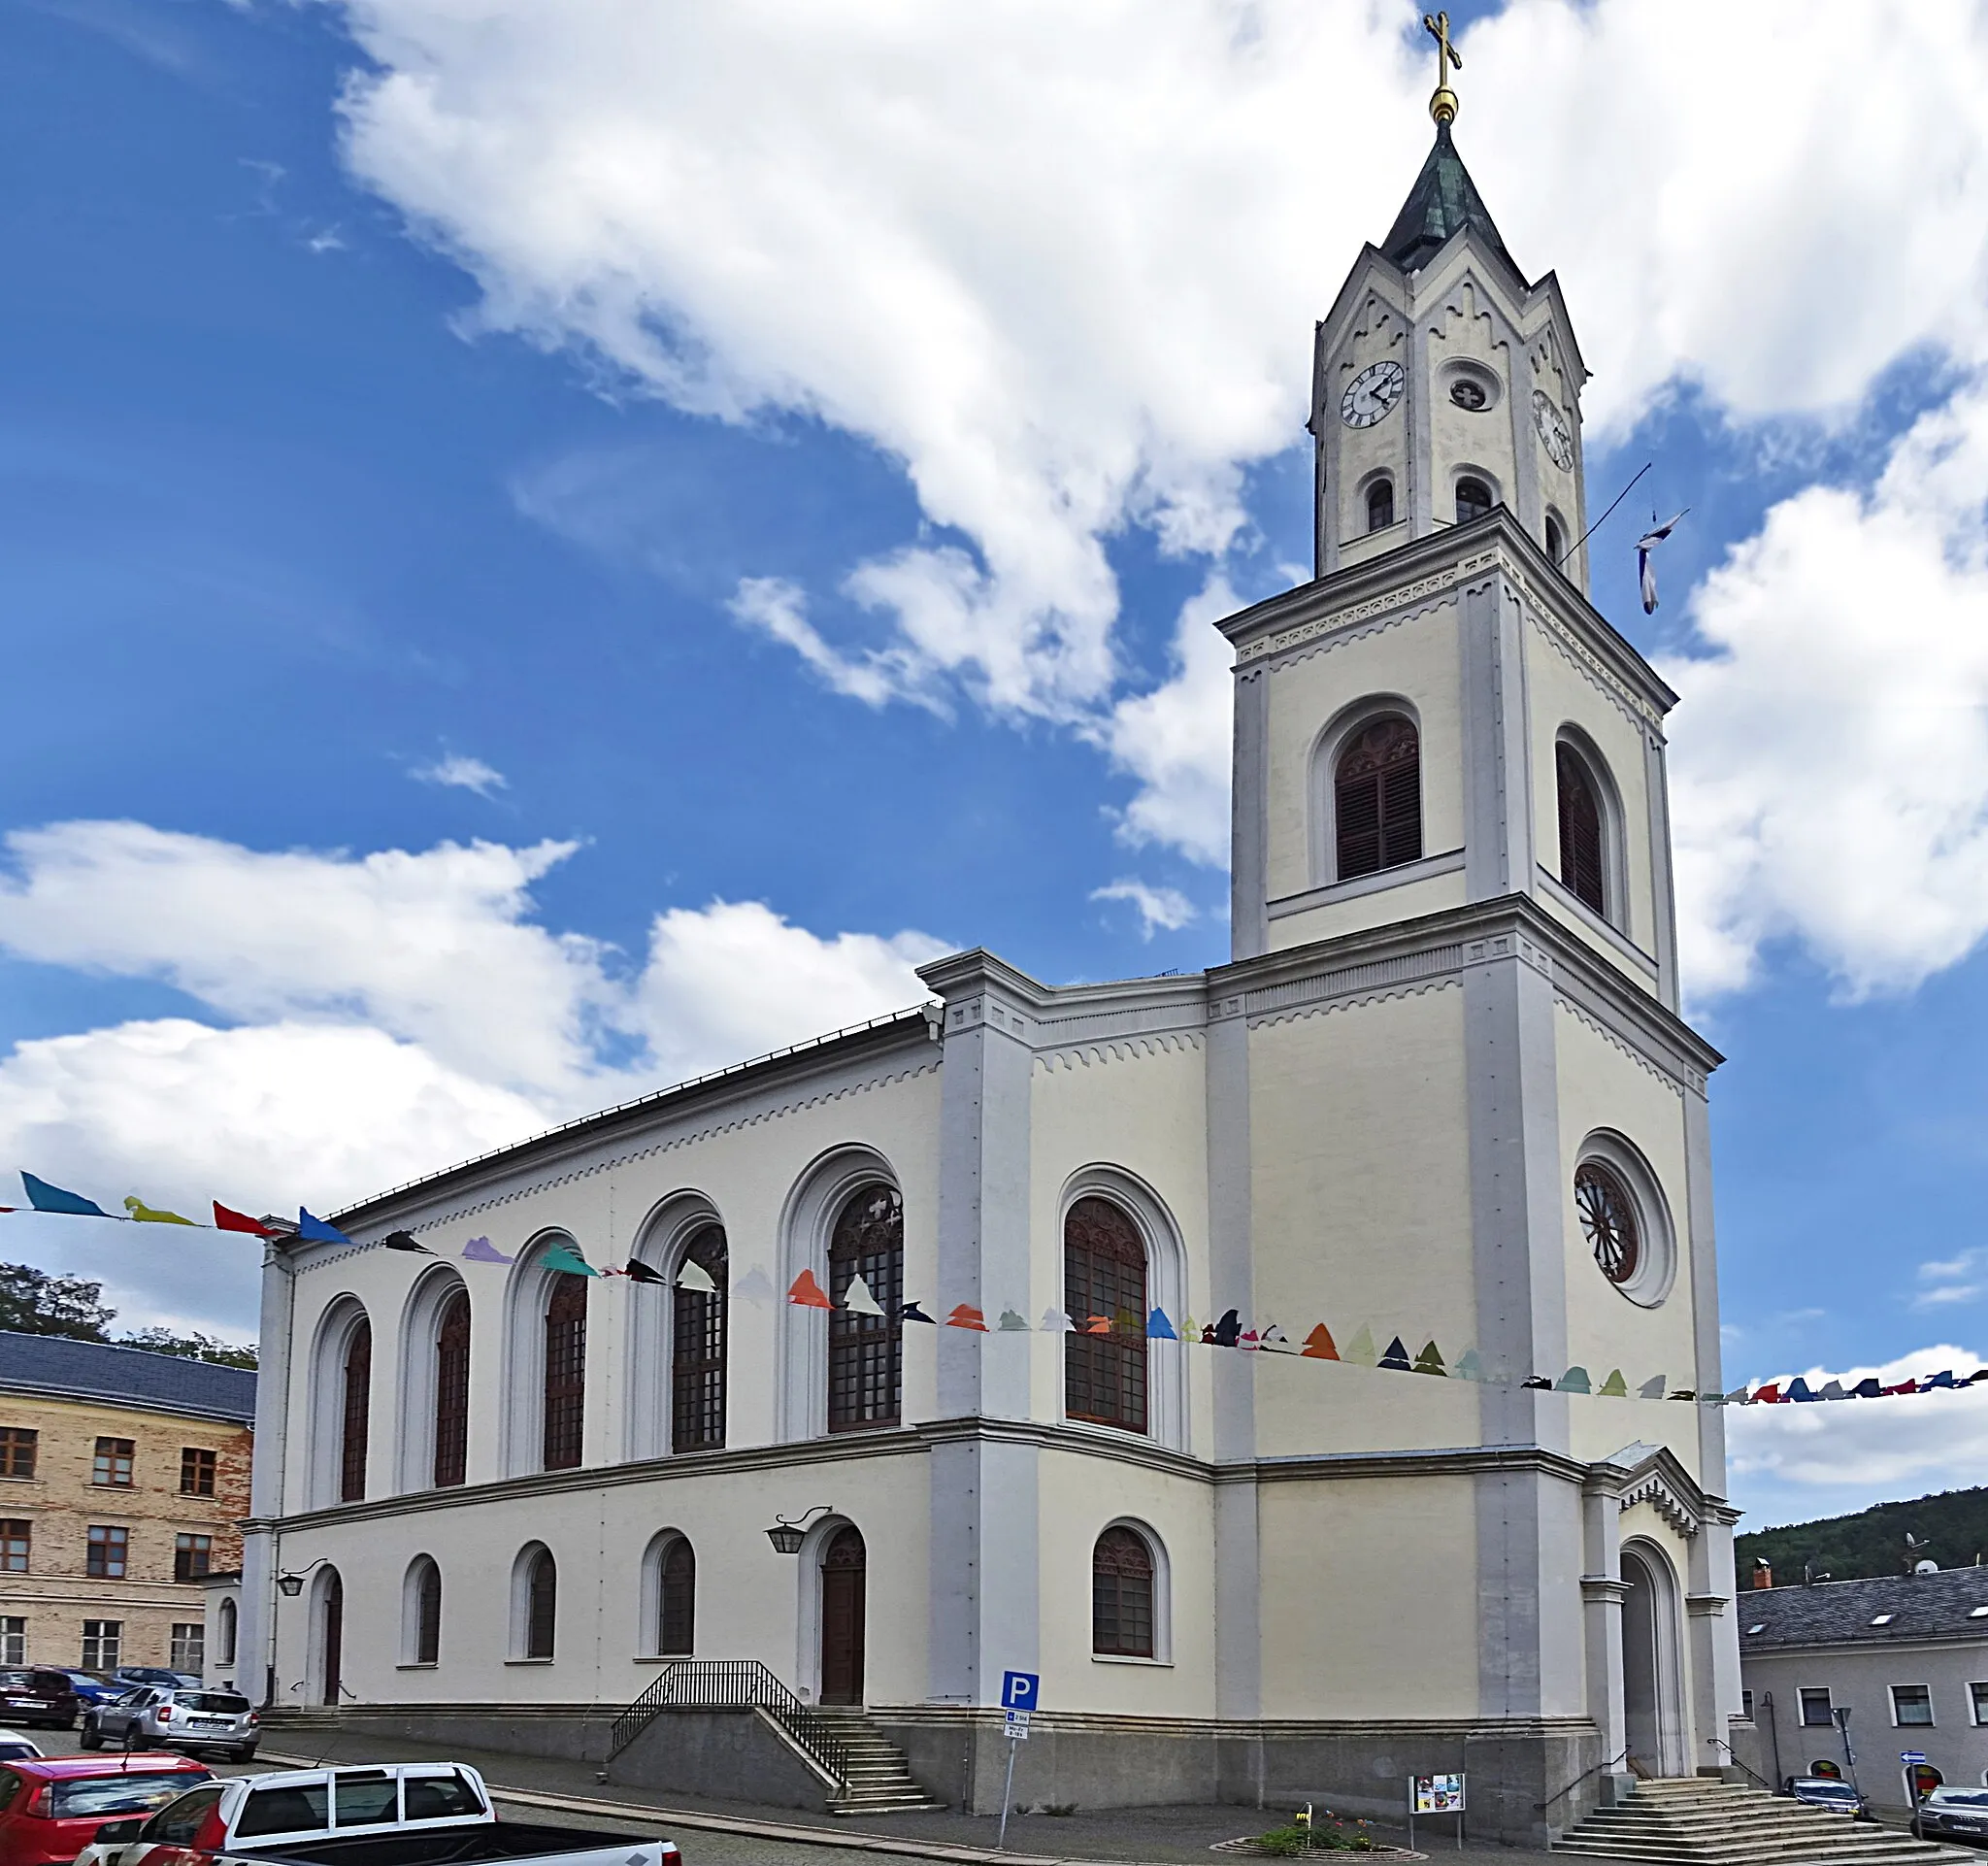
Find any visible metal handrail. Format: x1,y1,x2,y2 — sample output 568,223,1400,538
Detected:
1536,1749,1630,1812
608,1660,849,1789
1705,1736,1776,1796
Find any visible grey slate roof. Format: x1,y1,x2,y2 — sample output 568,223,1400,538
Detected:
1740,1567,1988,1650
1380,122,1517,275
0,1331,255,1424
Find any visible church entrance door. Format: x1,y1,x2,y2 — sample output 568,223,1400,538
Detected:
319,1570,344,1707
1621,1547,1681,1775
820,1526,866,1705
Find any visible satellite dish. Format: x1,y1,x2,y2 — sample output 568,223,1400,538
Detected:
1915,1559,1939,1575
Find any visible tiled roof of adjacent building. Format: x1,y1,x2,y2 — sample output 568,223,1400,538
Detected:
0,1331,255,1424
1740,1567,1988,1650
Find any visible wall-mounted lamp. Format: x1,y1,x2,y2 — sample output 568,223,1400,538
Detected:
764,1507,832,1554
275,1557,330,1597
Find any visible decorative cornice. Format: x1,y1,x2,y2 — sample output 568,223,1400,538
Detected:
1237,562,1484,673
1620,1470,1702,1540
1034,1032,1205,1074
1581,1577,1634,1604
1685,1593,1728,1618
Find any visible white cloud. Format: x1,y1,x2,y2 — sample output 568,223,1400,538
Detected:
1090,880,1198,940
727,576,944,715
1729,1344,1988,1527
1915,1249,1988,1311
413,751,507,797
1664,378,1988,999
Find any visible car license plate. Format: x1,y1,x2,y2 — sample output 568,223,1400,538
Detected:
188,1716,222,1726
11,1700,45,1709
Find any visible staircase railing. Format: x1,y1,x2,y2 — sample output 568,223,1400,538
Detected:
608,1659,849,1790
1704,1735,1777,1796
1536,1749,1630,1812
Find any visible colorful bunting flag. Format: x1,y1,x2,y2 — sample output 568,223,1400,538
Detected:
1039,1308,1075,1333
733,1267,776,1306
900,1301,936,1324
1303,1323,1340,1360
1557,1366,1592,1393
1342,1325,1376,1367
946,1304,989,1331
297,1208,354,1246
1454,1349,1483,1382
1212,1309,1242,1348
1639,1375,1667,1399
214,1202,277,1237
381,1231,431,1254
1259,1323,1295,1352
462,1236,514,1264
622,1259,668,1285
1521,1375,1554,1390
22,1172,108,1217
542,1243,600,1278
1412,1341,1446,1376
1598,1369,1629,1398
677,1259,718,1295
997,1308,1030,1332
1378,1336,1412,1371
1239,1329,1260,1351
1146,1308,1178,1341
1084,1315,1112,1336
123,1196,192,1226
787,1269,833,1309
843,1274,885,1317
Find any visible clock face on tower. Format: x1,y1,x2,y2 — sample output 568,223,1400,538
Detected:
1533,389,1574,470
1341,360,1406,429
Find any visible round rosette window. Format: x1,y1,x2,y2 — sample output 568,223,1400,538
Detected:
1574,1140,1675,1307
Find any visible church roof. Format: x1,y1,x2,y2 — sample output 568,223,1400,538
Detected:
1379,122,1515,275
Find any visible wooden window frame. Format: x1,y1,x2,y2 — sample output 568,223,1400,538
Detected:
1091,1526,1156,1658
85,1524,128,1579
671,1227,728,1453
1334,716,1422,882
524,1550,557,1660
0,1429,37,1482
179,1447,217,1498
658,1538,695,1657
339,1321,371,1503
827,1186,904,1433
0,1520,28,1574
415,1560,442,1666
174,1532,213,1583
92,1437,134,1488
432,1288,471,1489
1556,742,1607,916
542,1277,588,1473
1063,1198,1149,1434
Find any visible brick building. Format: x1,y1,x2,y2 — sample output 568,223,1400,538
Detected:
0,1332,253,1678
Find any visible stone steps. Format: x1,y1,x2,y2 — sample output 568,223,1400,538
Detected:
1555,1780,1973,1866
803,1708,946,1816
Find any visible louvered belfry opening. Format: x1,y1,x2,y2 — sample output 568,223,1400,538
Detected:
1091,1526,1155,1656
828,1184,904,1431
658,1537,695,1656
525,1549,557,1659
671,1224,728,1452
432,1287,471,1488
1335,716,1422,881
1455,477,1493,523
1064,1197,1148,1433
339,1319,371,1503
1556,743,1607,914
542,1272,588,1472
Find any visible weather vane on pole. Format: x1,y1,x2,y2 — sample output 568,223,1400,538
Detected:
1424,12,1462,124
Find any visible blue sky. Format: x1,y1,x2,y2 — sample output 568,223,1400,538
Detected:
7,0,1988,1531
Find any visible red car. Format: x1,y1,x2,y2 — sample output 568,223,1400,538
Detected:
0,1756,210,1866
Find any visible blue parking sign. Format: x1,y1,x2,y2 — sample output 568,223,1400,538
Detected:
1002,1671,1040,1712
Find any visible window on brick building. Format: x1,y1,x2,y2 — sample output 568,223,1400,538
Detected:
0,1522,27,1574
0,1618,21,1666
92,1438,134,1486
0,1430,36,1481
180,1448,216,1497
170,1624,204,1673
85,1525,128,1578
174,1533,212,1582
81,1620,120,1670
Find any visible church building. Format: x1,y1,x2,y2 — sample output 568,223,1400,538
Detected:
238,72,1742,1843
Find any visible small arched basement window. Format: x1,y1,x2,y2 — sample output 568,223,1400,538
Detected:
542,1275,587,1473
1335,717,1422,881
339,1319,371,1504
1455,477,1493,524
1064,1199,1148,1434
1366,478,1394,532
1556,743,1607,915
1092,1526,1156,1657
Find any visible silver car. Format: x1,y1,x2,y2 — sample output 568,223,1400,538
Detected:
81,1686,259,1760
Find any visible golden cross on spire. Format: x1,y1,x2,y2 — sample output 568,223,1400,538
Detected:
1423,11,1462,124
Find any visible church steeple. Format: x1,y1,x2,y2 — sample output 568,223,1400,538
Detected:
1378,122,1516,277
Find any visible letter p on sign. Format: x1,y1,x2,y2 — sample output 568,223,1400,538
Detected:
1002,1671,1040,1712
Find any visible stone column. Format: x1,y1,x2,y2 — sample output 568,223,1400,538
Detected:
1686,1508,1741,1776
1580,1467,1631,1797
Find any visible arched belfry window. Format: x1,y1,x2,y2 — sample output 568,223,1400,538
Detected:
1455,477,1493,524
1366,478,1394,533
659,1538,695,1656
1335,717,1422,881
827,1185,903,1432
433,1287,471,1488
1092,1526,1155,1657
1544,514,1566,564
1064,1199,1147,1434
542,1276,587,1472
339,1319,371,1503
1556,743,1607,915
672,1225,728,1452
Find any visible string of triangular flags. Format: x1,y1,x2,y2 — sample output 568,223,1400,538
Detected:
13,1169,1978,1407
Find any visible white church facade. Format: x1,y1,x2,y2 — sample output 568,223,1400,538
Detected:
238,102,1743,1841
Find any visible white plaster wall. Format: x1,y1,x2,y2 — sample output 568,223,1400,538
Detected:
1325,286,1412,556
1423,279,1520,519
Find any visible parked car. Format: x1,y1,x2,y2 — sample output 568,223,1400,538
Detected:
111,1672,199,1693
77,1763,679,1866
81,1689,257,1762
0,1755,210,1866
0,1675,78,1734
1784,1776,1873,1819
0,1741,39,1766
1916,1786,1988,1844
57,1677,123,1709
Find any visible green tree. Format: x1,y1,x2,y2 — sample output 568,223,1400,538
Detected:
117,1327,257,1370
0,1261,116,1340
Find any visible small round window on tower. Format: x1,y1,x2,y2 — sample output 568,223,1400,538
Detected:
1576,1162,1640,1287
1449,379,1486,411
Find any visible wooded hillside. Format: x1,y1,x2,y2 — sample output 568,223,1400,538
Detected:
1735,1488,1988,1587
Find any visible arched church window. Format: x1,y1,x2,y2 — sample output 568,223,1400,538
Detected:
1334,717,1422,881
1366,478,1394,533
339,1319,371,1503
404,1555,441,1666
827,1185,903,1432
433,1287,470,1489
1544,514,1566,564
1091,1526,1155,1657
672,1224,728,1452
1064,1199,1147,1434
542,1275,587,1472
658,1537,695,1656
216,1597,237,1667
524,1547,557,1659
1556,743,1607,915
1455,477,1493,524
1576,1161,1640,1287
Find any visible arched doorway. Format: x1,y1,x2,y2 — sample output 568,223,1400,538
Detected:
819,1526,866,1705
1621,1546,1683,1775
315,1567,345,1706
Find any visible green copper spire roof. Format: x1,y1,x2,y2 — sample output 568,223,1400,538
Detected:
1379,121,1515,275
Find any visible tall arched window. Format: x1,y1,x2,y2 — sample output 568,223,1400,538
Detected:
542,1277,587,1472
339,1319,371,1503
1335,717,1421,881
524,1548,557,1659
1064,1199,1147,1434
1556,742,1607,915
1366,478,1394,532
215,1597,237,1668
1092,1527,1155,1657
433,1288,471,1488
672,1225,728,1452
658,1538,695,1656
827,1185,903,1432
404,1556,442,1666
1455,477,1493,523
1544,514,1566,564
